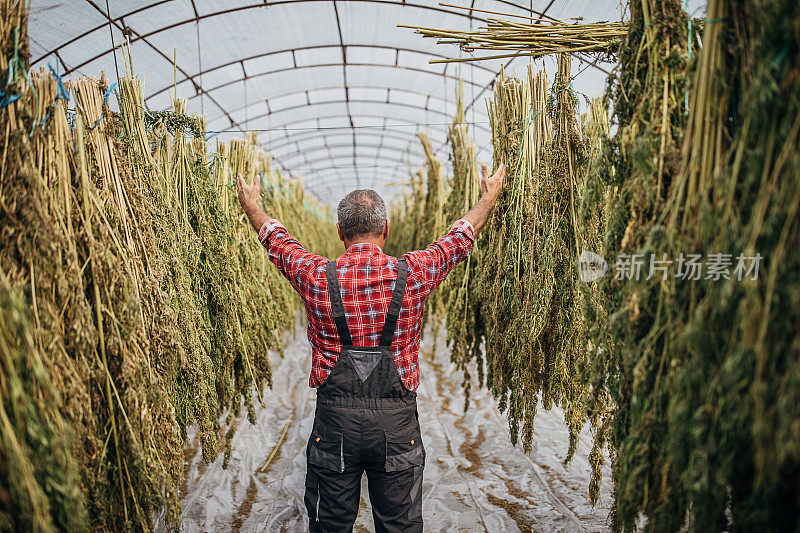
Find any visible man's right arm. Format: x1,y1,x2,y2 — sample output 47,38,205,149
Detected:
461,162,505,236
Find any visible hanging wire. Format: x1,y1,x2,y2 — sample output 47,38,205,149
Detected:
196,19,204,114
104,0,121,88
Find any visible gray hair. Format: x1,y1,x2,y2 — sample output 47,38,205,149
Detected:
337,189,387,240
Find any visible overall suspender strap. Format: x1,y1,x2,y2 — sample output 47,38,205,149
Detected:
379,258,408,347
326,258,408,348
326,261,353,346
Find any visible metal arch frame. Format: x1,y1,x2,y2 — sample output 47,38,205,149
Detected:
255,110,483,183
307,160,424,173
74,0,242,131
278,145,419,180
308,165,416,176
49,0,498,75
305,169,415,196
310,168,414,183
268,137,423,178
312,173,413,191
275,142,411,162
296,154,425,177
311,174,411,191
307,166,424,193
53,0,510,183
42,0,571,193
269,135,421,161
295,152,422,174
306,168,406,182
224,98,492,135
265,129,427,155
251,111,444,178
248,110,450,175
157,60,493,125
293,151,420,168
195,83,489,125
273,141,423,185
289,145,427,187
275,150,423,173
35,0,550,70
143,43,497,103
286,155,417,180
228,111,454,137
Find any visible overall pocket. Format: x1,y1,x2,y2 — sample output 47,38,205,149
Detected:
384,426,425,472
384,424,425,520
308,419,344,473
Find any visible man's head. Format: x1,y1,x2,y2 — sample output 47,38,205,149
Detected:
337,189,389,249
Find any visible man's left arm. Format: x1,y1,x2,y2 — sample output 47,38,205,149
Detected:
404,162,504,294
237,174,328,290
403,220,476,294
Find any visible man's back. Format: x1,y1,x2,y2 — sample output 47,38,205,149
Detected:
258,218,476,391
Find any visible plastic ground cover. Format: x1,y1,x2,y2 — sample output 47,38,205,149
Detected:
154,323,612,532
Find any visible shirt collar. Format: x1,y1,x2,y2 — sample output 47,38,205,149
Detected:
345,242,384,255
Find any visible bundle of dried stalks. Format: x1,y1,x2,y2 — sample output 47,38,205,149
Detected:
400,8,626,64
0,5,337,528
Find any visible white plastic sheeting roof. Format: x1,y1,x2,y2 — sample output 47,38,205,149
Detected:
28,0,706,203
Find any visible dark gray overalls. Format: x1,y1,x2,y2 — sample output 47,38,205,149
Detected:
304,259,425,532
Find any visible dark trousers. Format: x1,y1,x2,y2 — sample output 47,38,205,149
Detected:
305,459,423,532
304,400,424,533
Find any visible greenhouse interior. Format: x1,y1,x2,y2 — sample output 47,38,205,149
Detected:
1,0,798,531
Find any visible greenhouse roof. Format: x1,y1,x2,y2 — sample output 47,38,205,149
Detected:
28,0,706,202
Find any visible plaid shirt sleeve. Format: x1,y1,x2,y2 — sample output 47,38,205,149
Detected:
403,219,476,295
258,218,329,292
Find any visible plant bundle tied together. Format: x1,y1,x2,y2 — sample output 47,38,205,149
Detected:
0,5,338,529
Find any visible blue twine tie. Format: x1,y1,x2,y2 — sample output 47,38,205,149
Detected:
88,82,118,131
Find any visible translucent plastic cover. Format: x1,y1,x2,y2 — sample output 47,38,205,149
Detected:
29,0,706,202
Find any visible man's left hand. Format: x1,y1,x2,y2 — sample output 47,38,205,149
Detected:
236,173,261,208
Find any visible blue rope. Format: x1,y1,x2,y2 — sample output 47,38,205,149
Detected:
4,28,39,137
66,109,76,132
88,82,118,131
0,91,20,109
47,63,70,104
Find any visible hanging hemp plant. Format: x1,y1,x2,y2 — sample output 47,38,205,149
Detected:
385,168,425,257
575,96,614,503
478,57,612,499
580,0,696,529
385,134,448,267
480,64,544,451
416,132,447,249
537,53,592,462
0,6,339,526
439,81,484,408
584,0,800,529
414,131,449,336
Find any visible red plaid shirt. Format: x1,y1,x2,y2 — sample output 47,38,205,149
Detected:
258,218,475,390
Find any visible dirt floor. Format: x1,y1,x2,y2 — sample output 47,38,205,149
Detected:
154,325,612,532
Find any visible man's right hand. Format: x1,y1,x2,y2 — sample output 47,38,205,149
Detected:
460,162,507,236
480,162,506,201
236,173,270,232
236,173,261,209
